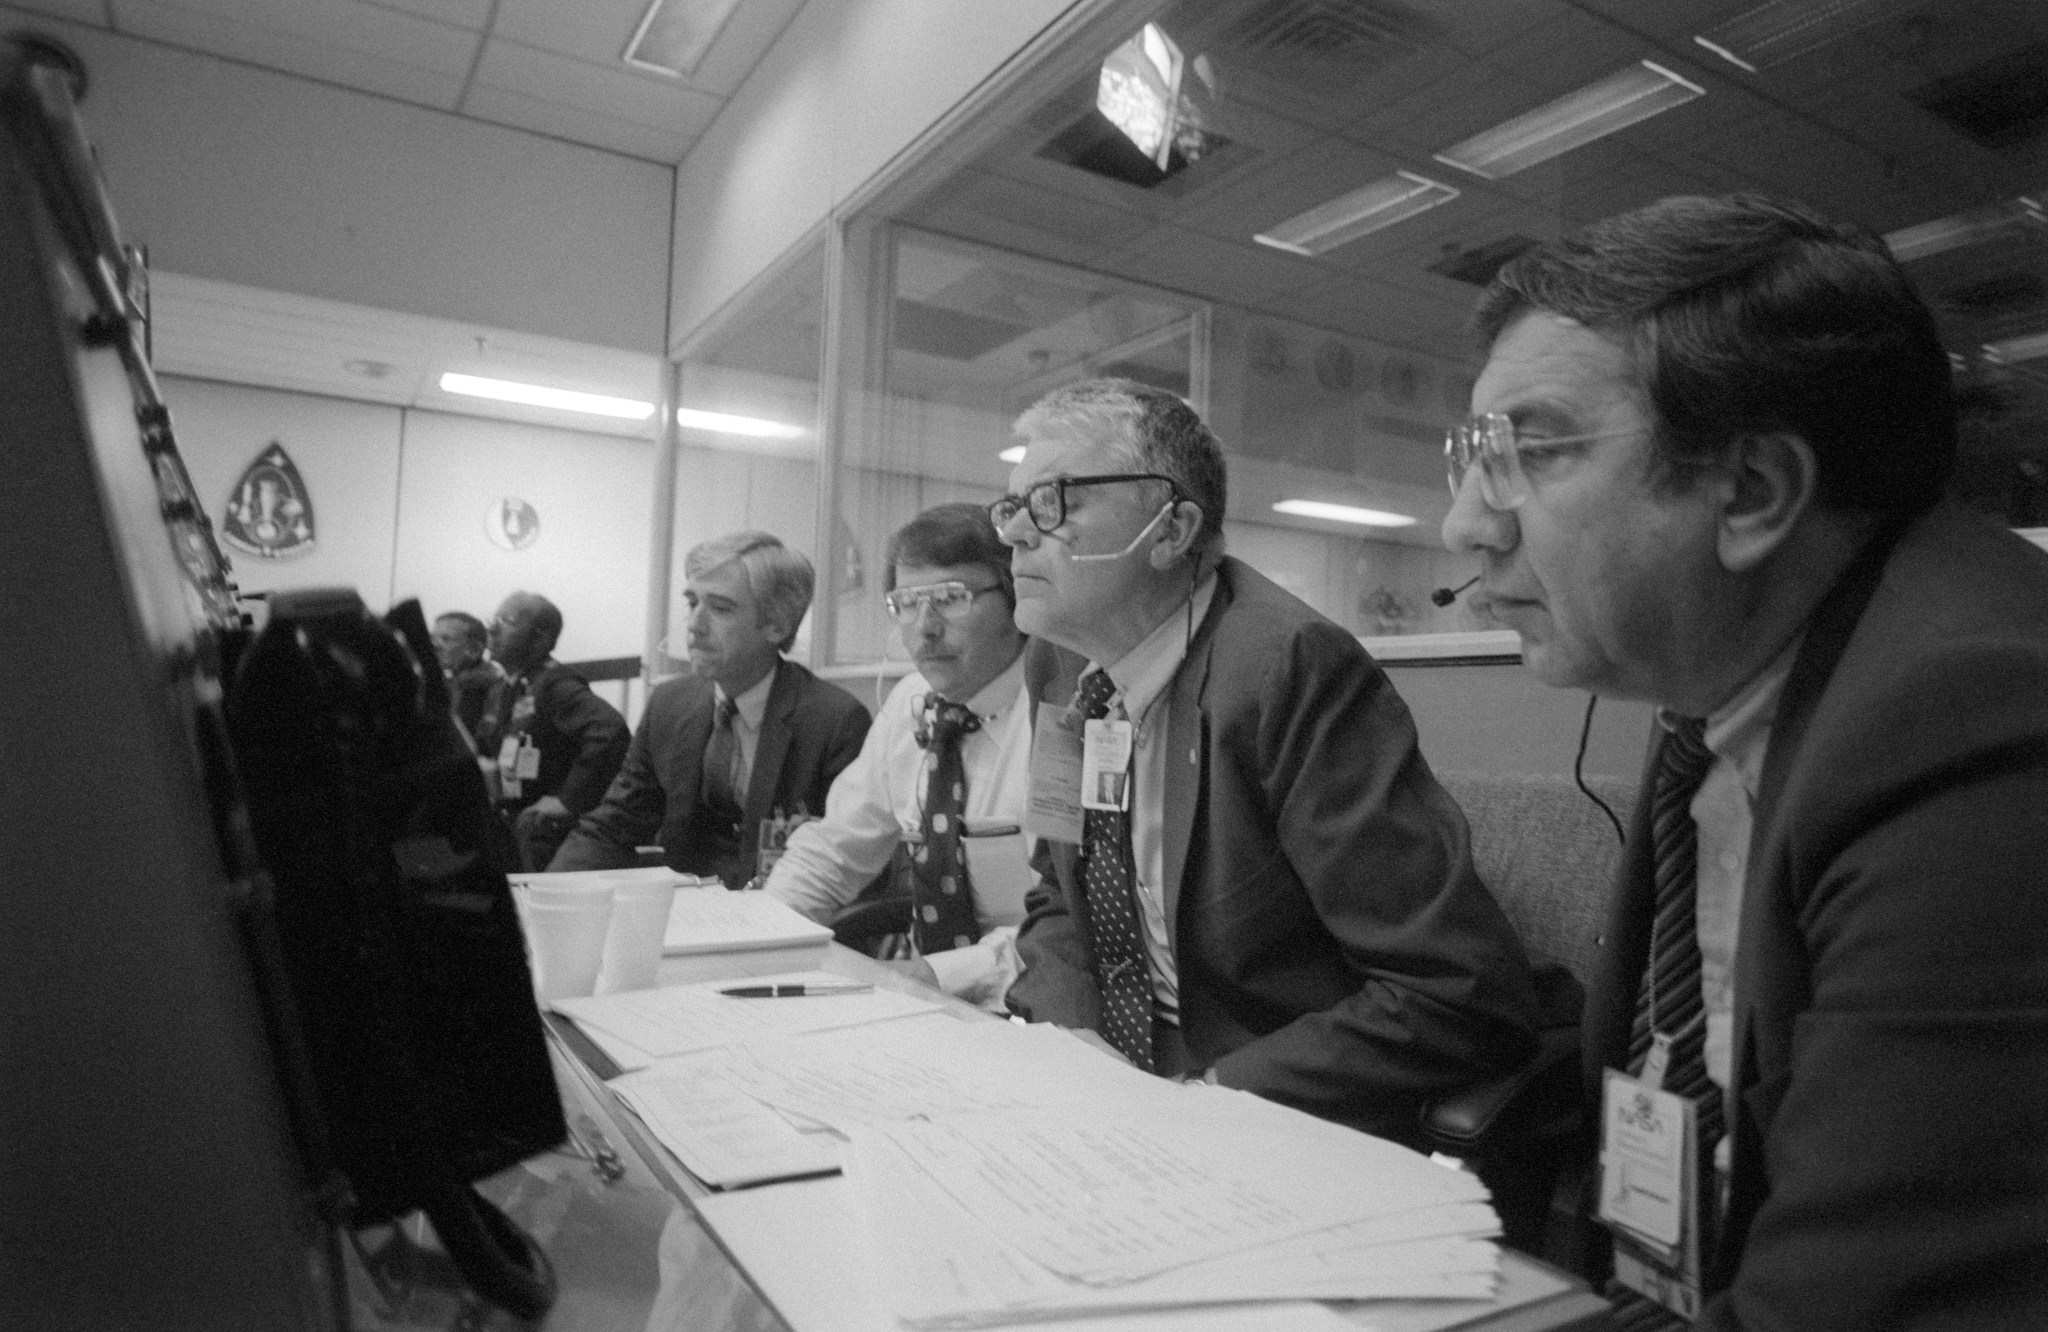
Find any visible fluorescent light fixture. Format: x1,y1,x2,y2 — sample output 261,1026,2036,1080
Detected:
1433,62,1705,180
1254,171,1460,257
1272,499,1417,528
675,406,808,438
1098,23,1184,170
624,0,743,78
1982,331,2048,364
2016,528,2048,554
998,445,1027,464
1694,0,1919,73
438,372,655,420
1884,196,2046,263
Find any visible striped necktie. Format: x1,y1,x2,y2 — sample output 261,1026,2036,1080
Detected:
1074,669,1152,1072
1629,715,1723,1153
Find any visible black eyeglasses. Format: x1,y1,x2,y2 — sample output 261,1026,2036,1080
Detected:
988,473,1182,536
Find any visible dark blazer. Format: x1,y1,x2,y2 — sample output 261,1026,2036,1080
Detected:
472,661,628,815
549,659,871,887
1585,503,2048,1329
1006,557,1541,1138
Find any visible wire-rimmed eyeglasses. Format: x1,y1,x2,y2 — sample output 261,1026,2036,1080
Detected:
882,581,1003,625
1444,413,1637,510
988,473,1183,536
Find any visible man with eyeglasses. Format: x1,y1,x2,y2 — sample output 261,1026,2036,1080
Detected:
995,377,1543,1138
762,504,1034,1006
550,531,871,888
1443,195,2048,1328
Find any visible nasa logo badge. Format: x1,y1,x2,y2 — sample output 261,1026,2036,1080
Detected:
486,497,540,550
222,442,315,559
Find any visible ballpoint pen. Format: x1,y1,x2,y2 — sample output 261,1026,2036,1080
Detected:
718,982,874,998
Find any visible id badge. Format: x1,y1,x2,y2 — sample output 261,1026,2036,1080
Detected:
755,809,816,879
515,740,541,781
1024,702,1085,844
1080,718,1133,811
1599,1068,1704,1318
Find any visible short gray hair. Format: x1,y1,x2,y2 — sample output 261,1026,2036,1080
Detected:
685,531,814,652
1013,377,1227,563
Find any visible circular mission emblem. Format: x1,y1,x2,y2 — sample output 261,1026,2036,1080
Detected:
486,497,540,550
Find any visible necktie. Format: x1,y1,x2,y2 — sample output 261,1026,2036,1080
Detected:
911,698,982,956
700,694,744,842
1628,716,1724,1153
1074,670,1153,1072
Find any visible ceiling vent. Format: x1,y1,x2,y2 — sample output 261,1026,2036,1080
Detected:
1427,236,1540,287
1212,0,1441,73
1909,39,2048,151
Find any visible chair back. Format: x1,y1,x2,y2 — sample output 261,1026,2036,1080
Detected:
1438,770,1636,987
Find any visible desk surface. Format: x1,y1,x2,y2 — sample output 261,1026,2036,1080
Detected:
354,942,1610,1332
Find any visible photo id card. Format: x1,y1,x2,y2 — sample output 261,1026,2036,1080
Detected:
1080,718,1133,811
1599,1067,1705,1319
1024,702,1085,844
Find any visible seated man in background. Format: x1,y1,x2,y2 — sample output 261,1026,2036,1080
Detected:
474,591,630,872
430,608,498,737
997,377,1542,1140
1441,193,2048,1327
765,503,1033,1008
551,531,870,888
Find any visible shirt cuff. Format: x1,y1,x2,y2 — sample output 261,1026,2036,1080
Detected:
924,926,1020,1008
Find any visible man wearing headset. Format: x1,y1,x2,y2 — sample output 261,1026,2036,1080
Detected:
995,378,1543,1136
765,503,1033,1008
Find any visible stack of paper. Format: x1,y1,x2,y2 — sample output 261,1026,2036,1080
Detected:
637,1015,1503,1324
663,889,834,955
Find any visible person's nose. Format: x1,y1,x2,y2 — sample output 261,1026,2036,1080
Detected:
994,506,1037,549
1441,466,1517,556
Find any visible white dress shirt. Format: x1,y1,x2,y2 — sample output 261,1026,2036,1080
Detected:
1092,574,1218,1026
1687,635,1798,1174
764,652,1033,1006
715,662,779,798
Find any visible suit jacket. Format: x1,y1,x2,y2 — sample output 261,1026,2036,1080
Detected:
1585,503,2048,1329
549,659,871,887
1007,558,1541,1138
472,661,628,816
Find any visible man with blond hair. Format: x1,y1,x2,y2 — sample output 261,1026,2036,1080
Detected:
551,531,870,887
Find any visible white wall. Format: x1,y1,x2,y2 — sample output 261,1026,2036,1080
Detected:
163,377,654,665
36,15,673,353
668,0,1077,350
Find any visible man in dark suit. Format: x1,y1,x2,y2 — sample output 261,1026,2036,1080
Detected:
430,609,499,737
550,531,870,888
994,377,1542,1141
1442,194,2048,1328
473,592,629,872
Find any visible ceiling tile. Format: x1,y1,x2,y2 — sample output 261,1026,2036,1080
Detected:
4,0,111,29
460,83,698,162
470,37,721,132
111,0,474,108
357,0,493,31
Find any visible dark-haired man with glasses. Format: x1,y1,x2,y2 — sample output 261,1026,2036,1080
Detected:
995,377,1543,1139
764,504,1035,1007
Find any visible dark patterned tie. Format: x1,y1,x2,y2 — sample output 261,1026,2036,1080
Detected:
1074,670,1153,1072
700,694,744,845
1628,716,1724,1153
911,697,983,956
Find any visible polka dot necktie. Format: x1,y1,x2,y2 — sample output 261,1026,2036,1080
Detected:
1074,670,1153,1072
911,697,982,956
1628,716,1724,1156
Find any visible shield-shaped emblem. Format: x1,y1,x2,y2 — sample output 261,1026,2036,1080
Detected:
222,442,315,559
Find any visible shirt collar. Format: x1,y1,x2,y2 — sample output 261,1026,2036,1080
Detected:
1660,634,1801,803
716,659,780,731
957,649,1027,723
1098,572,1218,725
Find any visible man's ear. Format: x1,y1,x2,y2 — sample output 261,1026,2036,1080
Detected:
1717,432,1817,573
1148,500,1205,571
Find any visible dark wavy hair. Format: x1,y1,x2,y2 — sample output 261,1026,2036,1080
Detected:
1475,193,1956,515
885,502,1014,606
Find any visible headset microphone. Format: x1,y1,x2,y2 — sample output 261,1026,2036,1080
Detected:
1431,575,1480,607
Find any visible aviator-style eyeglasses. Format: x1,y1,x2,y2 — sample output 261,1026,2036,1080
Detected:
988,473,1183,536
1444,412,1637,511
883,581,1003,625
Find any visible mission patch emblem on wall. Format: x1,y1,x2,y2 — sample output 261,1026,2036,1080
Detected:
486,497,540,550
222,442,315,559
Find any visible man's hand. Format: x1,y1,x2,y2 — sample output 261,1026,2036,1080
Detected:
530,795,572,821
881,957,941,990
